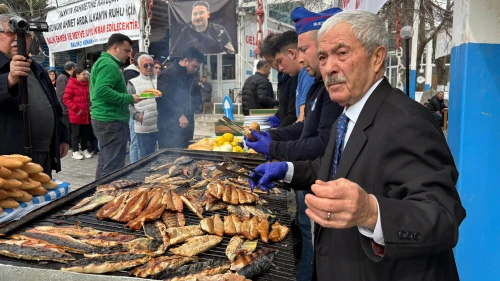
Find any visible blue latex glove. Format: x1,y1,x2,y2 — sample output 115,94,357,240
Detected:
245,130,272,156
265,116,280,128
249,162,288,192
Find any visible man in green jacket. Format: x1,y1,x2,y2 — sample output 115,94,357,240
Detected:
90,33,142,179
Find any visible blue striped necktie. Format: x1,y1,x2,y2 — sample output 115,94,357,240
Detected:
332,113,349,178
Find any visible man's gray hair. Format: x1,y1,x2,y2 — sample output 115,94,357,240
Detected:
137,54,153,65
64,61,76,71
318,10,388,56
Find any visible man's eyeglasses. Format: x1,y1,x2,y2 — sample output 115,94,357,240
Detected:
142,63,155,69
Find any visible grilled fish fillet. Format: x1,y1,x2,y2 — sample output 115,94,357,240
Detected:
223,214,242,236
111,190,148,222
196,273,251,281
126,238,167,257
269,221,290,243
180,194,204,219
163,189,184,212
257,216,269,243
64,194,114,216
166,225,204,245
125,205,166,230
0,239,75,263
80,239,124,247
15,230,95,254
95,180,142,192
174,156,193,165
241,216,259,240
61,254,151,274
157,258,230,281
162,212,186,228
130,255,196,278
169,235,223,257
143,221,170,247
96,192,130,219
235,248,278,278
200,214,223,237
145,187,164,210
225,236,244,261
228,205,275,220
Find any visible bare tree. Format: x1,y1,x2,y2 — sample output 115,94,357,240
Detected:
0,0,51,19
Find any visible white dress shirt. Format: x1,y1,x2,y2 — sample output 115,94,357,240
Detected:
284,78,385,245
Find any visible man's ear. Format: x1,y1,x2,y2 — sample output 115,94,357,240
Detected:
288,49,297,60
207,12,210,19
372,46,386,74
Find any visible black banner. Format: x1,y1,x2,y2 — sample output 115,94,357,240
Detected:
168,0,238,58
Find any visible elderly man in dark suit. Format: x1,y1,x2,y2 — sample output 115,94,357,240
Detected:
248,10,466,281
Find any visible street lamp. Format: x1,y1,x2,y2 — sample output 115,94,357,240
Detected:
401,26,413,96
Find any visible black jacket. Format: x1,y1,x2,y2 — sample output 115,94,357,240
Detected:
426,95,446,112
170,23,235,57
156,63,200,147
55,71,70,114
274,73,297,127
242,72,278,115
0,52,70,172
268,79,343,161
291,78,465,281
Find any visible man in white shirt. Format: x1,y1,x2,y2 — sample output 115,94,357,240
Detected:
247,10,465,281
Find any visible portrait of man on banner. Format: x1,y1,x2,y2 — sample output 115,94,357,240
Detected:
168,0,237,58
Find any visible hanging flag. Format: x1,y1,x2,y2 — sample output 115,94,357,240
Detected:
342,0,387,14
168,0,238,58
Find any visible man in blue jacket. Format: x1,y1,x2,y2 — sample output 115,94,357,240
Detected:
0,14,70,177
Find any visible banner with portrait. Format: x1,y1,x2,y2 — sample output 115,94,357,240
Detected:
168,0,238,58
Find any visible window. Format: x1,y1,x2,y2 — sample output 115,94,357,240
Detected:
209,55,218,81
222,54,235,80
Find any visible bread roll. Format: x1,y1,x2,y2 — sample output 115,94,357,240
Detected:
20,162,44,174
13,190,33,202
0,166,12,178
7,169,29,181
0,198,20,209
0,156,23,170
3,154,32,164
25,186,48,196
4,189,23,198
143,88,162,97
42,181,59,190
1,179,22,189
18,180,37,190
244,122,261,141
0,190,9,200
0,178,5,188
29,173,51,184
29,178,42,188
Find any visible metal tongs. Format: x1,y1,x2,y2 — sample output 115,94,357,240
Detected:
218,119,244,136
223,156,292,190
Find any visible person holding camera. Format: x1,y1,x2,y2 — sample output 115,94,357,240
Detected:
0,14,70,178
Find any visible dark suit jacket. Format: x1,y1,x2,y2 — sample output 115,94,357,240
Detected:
291,78,465,281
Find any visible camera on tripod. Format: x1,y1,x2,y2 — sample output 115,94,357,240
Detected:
8,16,48,33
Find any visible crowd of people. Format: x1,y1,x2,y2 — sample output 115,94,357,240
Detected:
0,6,466,281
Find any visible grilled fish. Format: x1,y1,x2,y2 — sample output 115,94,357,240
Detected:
148,162,174,173
225,236,244,261
269,221,290,243
15,230,95,254
166,225,204,245
190,179,209,189
223,214,242,236
200,214,224,237
32,224,137,242
111,190,148,222
226,178,269,194
235,248,278,278
208,182,255,205
206,201,228,212
61,254,151,274
170,235,223,257
174,156,193,165
80,239,124,247
163,189,184,212
162,212,186,228
227,205,250,220
130,255,196,278
143,221,170,247
64,194,114,216
0,239,75,263
241,216,259,240
125,205,166,230
95,180,142,192
156,258,230,281
83,244,128,258
228,205,275,220
96,191,130,219
180,194,204,219
257,216,269,243
196,273,251,281
125,238,167,256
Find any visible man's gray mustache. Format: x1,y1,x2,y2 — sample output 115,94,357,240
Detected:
325,75,346,85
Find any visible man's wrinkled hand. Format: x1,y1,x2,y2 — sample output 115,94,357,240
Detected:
60,142,69,158
133,95,143,104
179,114,189,128
305,178,378,230
8,55,32,88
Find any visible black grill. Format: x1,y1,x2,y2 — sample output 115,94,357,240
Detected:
0,149,296,280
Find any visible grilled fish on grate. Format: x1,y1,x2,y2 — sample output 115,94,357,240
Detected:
166,225,204,245
169,235,223,257
227,205,276,220
130,255,197,278
12,230,95,254
173,156,193,165
29,224,137,242
223,214,242,236
95,180,142,192
241,216,259,241
200,214,224,237
61,254,151,274
234,248,278,278
156,258,230,281
180,194,204,219
162,189,184,212
208,182,256,205
64,194,115,216
0,239,75,263
125,205,166,230
111,190,149,222
269,221,290,243
162,212,186,228
225,236,244,261
196,273,251,281
96,191,130,220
